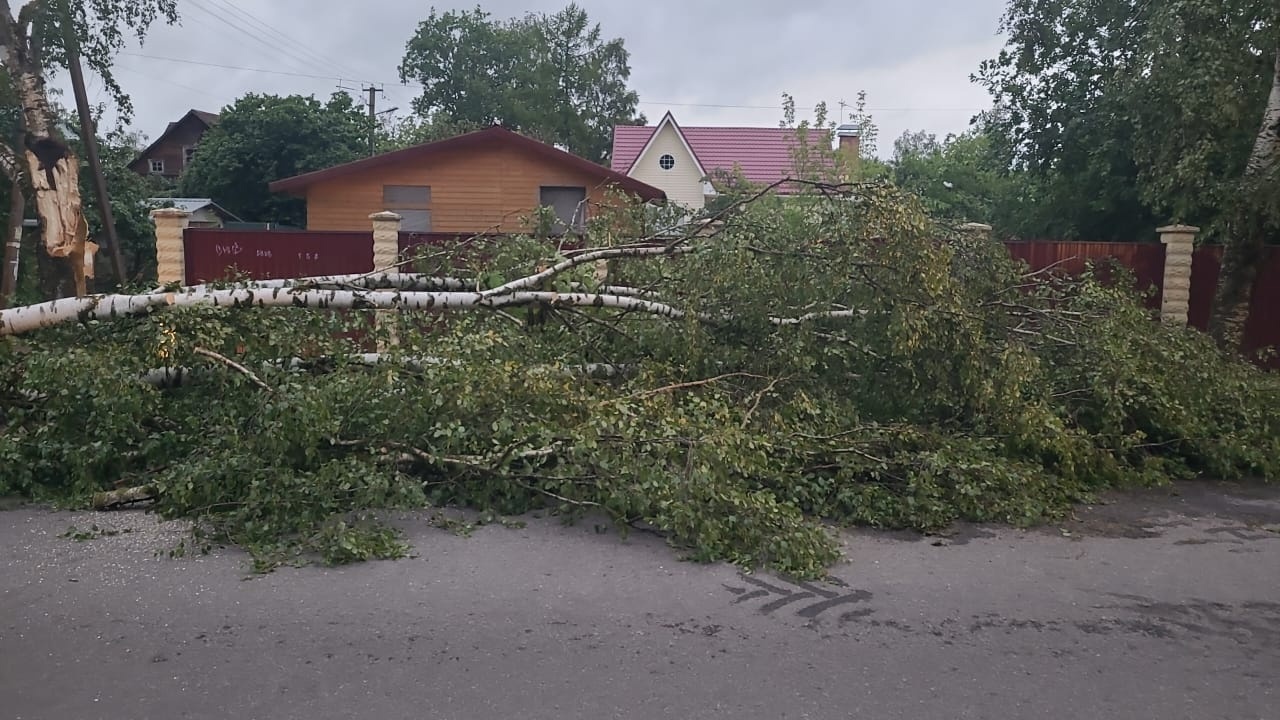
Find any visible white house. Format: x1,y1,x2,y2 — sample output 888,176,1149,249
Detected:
611,112,860,211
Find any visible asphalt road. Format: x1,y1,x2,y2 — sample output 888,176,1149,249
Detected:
2,481,1278,720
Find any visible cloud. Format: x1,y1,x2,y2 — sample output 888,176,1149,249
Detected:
50,0,1008,159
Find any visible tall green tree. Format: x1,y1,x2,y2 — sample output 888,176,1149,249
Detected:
890,128,1023,231
0,0,178,298
398,3,644,164
978,0,1280,348
181,93,372,227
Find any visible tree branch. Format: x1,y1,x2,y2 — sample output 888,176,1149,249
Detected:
192,346,274,393
481,243,693,297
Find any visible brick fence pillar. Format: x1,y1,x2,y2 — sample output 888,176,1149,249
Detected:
151,208,191,285
1157,224,1198,326
370,211,402,273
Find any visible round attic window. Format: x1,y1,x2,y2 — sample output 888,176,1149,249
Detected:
659,154,675,170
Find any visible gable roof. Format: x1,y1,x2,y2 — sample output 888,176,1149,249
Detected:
268,126,667,201
611,120,829,188
129,109,220,170
628,112,708,179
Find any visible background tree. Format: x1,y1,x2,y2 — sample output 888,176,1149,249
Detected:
978,0,1280,348
0,0,177,298
181,93,372,227
375,114,481,154
398,3,644,164
889,127,1024,233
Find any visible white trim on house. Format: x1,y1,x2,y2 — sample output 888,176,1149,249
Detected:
628,111,708,178
625,112,711,210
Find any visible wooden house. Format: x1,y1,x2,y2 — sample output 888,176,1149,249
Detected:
267,126,667,233
129,109,220,181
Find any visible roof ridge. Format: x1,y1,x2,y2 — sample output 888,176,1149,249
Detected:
271,126,665,202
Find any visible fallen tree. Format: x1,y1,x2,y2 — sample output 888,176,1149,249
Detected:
1,184,1277,576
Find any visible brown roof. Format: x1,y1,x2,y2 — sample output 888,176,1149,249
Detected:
129,109,220,171
190,110,220,127
268,126,667,201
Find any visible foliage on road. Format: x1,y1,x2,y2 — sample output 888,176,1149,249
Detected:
1,183,1277,577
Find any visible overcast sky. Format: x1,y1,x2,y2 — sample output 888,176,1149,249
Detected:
51,0,1009,159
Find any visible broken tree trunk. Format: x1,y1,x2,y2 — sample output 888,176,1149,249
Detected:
1211,44,1280,350
91,485,156,510
1,0,88,298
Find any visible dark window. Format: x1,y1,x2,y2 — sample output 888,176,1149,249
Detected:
539,186,587,234
659,154,675,170
398,209,432,232
383,185,431,206
383,185,432,232
149,159,164,174
183,146,197,167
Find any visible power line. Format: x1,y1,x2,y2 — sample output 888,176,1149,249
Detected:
206,0,365,82
117,52,985,114
636,100,983,113
183,0,348,82
118,52,374,83
114,64,225,99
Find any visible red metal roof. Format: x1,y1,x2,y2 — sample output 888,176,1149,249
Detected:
611,123,829,188
270,126,666,201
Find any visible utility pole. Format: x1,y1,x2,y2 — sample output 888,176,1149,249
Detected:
364,86,383,156
63,7,127,286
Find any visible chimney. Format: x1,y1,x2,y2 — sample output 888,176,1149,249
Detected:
836,124,860,163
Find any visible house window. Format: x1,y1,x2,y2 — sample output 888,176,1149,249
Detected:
398,209,432,232
659,154,675,170
149,159,164,174
383,185,431,206
539,186,587,234
183,146,197,167
383,184,432,232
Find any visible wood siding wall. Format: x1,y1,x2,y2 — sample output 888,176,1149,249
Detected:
302,143,632,232
131,119,210,180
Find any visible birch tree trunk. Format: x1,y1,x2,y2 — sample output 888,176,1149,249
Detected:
2,181,23,308
1211,44,1280,350
0,0,88,299
0,144,23,308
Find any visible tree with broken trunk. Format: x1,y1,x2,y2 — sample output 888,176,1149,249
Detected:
979,0,1280,350
0,0,178,299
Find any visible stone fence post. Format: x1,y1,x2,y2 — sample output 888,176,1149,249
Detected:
370,211,402,273
370,212,403,352
1157,224,1198,326
152,208,191,285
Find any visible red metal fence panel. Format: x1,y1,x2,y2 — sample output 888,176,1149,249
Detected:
183,229,373,284
1005,241,1279,368
1003,241,1167,310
